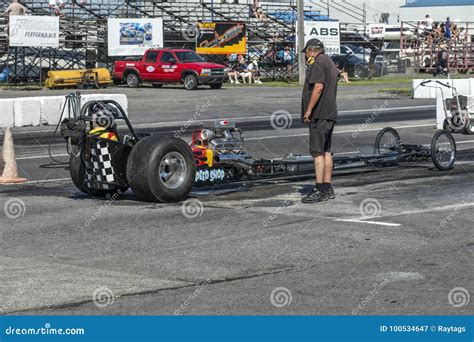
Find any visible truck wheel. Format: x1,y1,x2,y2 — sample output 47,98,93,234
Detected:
210,83,223,89
183,74,198,90
126,72,140,88
69,154,127,197
126,135,196,202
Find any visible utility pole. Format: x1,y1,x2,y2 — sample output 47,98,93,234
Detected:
297,0,305,85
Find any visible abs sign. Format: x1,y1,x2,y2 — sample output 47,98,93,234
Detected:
303,21,340,56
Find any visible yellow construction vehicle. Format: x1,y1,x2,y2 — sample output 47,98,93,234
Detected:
44,68,113,89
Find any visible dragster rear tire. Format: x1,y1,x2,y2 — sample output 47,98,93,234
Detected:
431,130,456,171
69,153,123,197
126,136,196,202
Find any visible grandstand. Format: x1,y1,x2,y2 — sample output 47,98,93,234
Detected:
0,0,308,82
400,20,474,74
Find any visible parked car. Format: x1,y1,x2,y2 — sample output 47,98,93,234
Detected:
331,53,388,79
113,49,228,90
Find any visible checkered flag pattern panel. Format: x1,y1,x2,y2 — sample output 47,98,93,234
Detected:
85,139,117,190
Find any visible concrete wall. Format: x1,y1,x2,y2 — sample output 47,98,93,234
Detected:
0,94,128,128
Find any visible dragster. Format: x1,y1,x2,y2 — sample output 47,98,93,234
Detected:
60,95,457,202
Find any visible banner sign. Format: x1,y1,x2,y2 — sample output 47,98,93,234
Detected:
108,18,164,56
9,15,59,48
303,21,340,56
196,22,246,55
368,24,386,39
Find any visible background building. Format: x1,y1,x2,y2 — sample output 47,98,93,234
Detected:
399,0,474,22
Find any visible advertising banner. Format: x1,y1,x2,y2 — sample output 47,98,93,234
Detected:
303,21,340,56
9,15,59,48
368,24,386,39
108,18,164,56
196,22,246,55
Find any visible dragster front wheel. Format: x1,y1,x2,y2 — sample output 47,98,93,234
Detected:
374,127,401,154
126,136,196,202
431,130,456,171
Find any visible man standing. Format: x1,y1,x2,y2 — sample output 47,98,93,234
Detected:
301,39,339,203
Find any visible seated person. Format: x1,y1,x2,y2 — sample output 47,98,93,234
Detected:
227,62,241,84
338,66,350,83
239,63,253,84
247,59,262,84
434,45,449,76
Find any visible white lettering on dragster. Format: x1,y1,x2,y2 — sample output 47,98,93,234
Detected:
195,169,225,182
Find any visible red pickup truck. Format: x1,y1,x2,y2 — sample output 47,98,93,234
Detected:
113,49,227,90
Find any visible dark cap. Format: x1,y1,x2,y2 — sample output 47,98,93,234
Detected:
301,38,325,53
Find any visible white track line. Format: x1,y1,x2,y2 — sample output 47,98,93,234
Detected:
2,178,72,185
17,153,69,160
335,219,401,227
246,123,434,141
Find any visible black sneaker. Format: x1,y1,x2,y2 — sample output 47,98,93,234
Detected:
326,186,335,200
301,188,329,203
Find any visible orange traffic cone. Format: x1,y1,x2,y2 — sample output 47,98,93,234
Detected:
0,127,27,184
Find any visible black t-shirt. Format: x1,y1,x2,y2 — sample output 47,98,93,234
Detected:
301,53,339,123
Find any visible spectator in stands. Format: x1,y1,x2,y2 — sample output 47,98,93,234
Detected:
3,0,28,16
252,0,266,21
451,22,459,42
283,46,293,70
227,62,241,84
434,23,445,44
49,0,64,16
434,44,449,76
416,20,427,47
455,26,467,44
239,62,253,84
248,59,263,84
425,14,434,32
444,17,452,39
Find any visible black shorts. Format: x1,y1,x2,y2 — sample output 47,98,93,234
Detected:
309,119,335,154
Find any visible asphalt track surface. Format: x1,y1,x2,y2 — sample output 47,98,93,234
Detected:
0,85,473,315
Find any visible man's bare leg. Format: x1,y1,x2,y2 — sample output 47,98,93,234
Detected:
313,153,325,185
323,152,333,183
